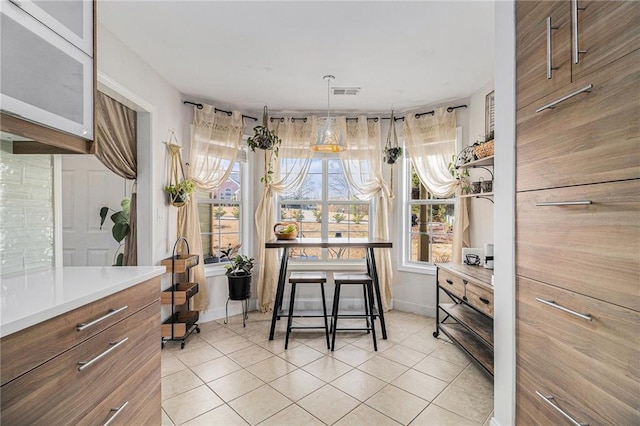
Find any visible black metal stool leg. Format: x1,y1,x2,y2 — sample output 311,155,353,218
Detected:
285,283,296,349
224,297,230,324
366,281,377,351
331,283,341,351
320,282,330,349
362,284,371,333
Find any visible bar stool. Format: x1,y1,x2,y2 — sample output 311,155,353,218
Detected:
285,272,330,350
331,273,377,352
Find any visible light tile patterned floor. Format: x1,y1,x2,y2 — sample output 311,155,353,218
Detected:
161,311,494,425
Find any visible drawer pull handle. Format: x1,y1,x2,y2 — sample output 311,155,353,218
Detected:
546,17,560,79
536,84,593,113
479,297,490,305
572,0,587,64
78,337,128,371
536,298,592,321
446,279,454,285
535,200,592,207
103,401,129,426
536,391,589,426
77,306,128,331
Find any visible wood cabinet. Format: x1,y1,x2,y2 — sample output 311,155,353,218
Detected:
0,276,161,425
515,1,640,424
434,263,494,377
0,0,94,142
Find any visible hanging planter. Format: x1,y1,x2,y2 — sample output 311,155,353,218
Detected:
247,106,281,152
383,110,403,164
164,131,195,207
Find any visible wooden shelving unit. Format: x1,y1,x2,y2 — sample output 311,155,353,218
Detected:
458,155,494,202
161,238,200,349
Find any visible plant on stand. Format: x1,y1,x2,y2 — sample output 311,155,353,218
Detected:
225,254,254,300
247,105,282,184
99,197,131,266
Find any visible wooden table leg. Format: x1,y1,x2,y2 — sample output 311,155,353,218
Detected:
269,247,289,340
367,247,387,339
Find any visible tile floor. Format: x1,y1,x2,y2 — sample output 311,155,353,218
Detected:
161,310,494,425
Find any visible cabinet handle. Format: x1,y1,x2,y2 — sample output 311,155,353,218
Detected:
536,298,592,321
77,306,128,331
103,401,129,426
479,297,490,305
546,17,560,79
78,337,129,371
535,200,592,207
536,391,589,426
572,0,587,64
535,84,593,113
446,279,454,285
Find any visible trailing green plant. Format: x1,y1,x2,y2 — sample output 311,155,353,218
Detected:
447,155,471,194
247,106,282,185
224,254,255,277
164,178,195,196
99,198,131,266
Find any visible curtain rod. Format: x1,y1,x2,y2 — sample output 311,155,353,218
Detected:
183,101,258,121
184,101,467,123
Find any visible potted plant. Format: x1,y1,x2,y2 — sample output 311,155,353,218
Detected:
164,179,195,207
99,198,131,266
383,110,403,164
448,155,471,194
225,254,254,300
247,106,282,184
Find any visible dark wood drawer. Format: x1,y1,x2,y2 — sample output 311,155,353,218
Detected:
516,49,639,192
0,301,160,425
0,276,160,385
516,179,639,310
516,277,639,425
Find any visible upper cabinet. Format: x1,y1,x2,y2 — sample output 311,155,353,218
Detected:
516,0,639,110
0,0,94,143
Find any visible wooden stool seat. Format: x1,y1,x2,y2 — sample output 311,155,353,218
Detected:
285,272,330,350
331,273,377,352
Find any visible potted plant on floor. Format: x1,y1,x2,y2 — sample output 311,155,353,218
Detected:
225,254,254,300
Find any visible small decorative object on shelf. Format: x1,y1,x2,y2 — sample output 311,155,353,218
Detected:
161,237,200,349
224,254,254,327
473,130,494,160
273,222,298,240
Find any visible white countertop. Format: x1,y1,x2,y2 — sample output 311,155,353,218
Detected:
0,266,165,338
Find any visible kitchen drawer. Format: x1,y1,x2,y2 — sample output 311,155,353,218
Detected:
0,301,160,425
516,48,639,192
516,277,639,425
465,282,494,318
516,179,639,311
0,276,160,385
78,351,161,426
437,268,466,301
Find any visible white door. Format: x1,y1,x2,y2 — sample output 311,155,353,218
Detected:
62,155,129,266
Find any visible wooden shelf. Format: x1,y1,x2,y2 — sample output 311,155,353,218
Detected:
440,323,494,376
161,282,199,305
458,155,494,169
440,303,493,347
161,254,199,273
161,311,199,338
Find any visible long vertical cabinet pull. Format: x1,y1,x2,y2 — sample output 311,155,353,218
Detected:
546,17,560,79
572,0,587,63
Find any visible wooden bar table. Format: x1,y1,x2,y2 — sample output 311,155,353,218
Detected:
265,237,392,341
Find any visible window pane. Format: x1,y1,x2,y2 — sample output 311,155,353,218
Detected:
327,204,368,260
409,232,431,262
327,160,350,200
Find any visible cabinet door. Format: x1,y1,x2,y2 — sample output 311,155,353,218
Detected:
516,0,571,110
0,4,93,139
516,48,639,191
11,0,93,56
571,0,640,81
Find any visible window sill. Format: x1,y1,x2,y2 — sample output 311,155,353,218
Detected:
205,264,228,278
397,263,437,275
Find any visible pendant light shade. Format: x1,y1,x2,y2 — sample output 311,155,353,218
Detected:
312,75,346,152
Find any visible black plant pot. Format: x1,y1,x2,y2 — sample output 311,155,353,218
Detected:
384,147,402,165
228,274,251,300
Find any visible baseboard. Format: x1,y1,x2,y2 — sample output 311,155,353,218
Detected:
392,299,436,318
489,417,502,426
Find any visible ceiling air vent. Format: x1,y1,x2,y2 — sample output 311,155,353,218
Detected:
332,87,361,96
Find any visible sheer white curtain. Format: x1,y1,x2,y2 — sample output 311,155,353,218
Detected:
339,117,393,311
403,107,469,263
255,117,317,312
179,104,244,311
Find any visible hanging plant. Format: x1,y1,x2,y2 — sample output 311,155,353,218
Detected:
247,106,282,185
164,179,195,207
247,106,281,152
165,131,194,207
383,110,403,165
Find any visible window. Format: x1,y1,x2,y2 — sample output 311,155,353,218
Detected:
279,157,371,261
403,160,455,267
197,161,243,265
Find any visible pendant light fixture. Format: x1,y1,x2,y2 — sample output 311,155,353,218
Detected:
311,75,346,152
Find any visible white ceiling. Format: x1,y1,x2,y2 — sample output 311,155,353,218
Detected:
98,1,495,116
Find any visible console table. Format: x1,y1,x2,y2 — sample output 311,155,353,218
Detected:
434,262,494,377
